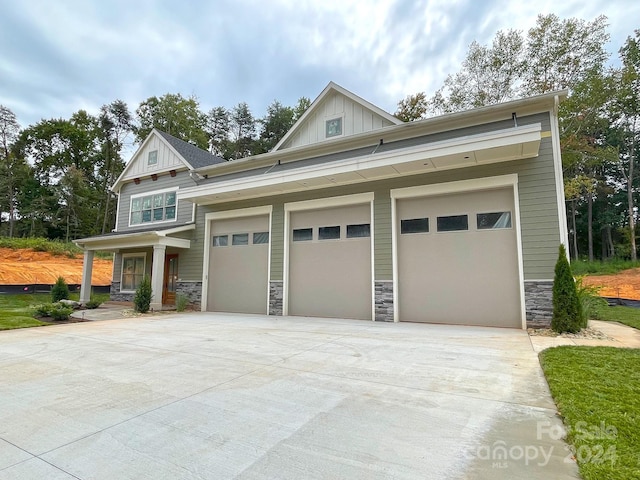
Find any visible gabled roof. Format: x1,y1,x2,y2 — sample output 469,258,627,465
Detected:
155,130,226,169
272,81,403,151
111,129,225,192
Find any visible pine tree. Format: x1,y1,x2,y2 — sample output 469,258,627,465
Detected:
552,245,583,333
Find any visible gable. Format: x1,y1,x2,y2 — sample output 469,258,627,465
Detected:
276,82,401,151
121,132,187,182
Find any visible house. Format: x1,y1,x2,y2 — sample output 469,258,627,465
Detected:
75,82,568,329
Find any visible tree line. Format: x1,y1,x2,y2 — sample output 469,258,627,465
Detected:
1,13,638,262
395,14,639,262
0,95,310,241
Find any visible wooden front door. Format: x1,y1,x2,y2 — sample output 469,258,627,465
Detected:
162,254,178,305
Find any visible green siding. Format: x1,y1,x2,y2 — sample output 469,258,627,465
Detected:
163,111,561,284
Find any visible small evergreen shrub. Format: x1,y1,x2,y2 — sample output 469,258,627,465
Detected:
51,276,70,302
49,304,73,321
85,298,102,309
33,303,53,317
175,293,189,312
552,244,583,333
134,276,152,313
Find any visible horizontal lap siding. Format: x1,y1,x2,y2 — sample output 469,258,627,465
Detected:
176,112,560,284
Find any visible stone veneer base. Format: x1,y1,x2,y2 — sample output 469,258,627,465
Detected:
525,281,553,328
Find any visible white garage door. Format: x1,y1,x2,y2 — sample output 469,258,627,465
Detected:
397,188,521,327
207,215,269,314
288,204,372,320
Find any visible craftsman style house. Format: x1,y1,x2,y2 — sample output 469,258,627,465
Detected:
76,82,568,328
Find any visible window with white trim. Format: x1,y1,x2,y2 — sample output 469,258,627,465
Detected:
148,150,158,166
130,190,177,226
121,254,146,291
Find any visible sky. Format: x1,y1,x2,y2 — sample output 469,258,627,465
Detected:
1,0,638,141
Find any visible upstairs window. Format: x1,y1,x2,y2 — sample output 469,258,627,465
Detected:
148,150,158,166
326,117,343,138
130,190,177,226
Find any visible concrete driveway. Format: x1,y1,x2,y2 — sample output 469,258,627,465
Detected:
0,314,579,479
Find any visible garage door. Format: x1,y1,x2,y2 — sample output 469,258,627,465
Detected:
288,204,372,320
207,215,269,314
397,188,521,327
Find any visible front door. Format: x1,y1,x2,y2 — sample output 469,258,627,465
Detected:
162,254,178,305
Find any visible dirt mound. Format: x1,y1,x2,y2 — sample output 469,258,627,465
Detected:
582,268,640,300
0,248,112,286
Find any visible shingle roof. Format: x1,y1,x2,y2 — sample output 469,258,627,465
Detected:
156,130,226,169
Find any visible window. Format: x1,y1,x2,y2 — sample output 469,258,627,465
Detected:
130,190,177,225
232,233,249,246
318,225,340,240
401,218,429,234
148,150,158,166
437,215,468,232
347,223,371,238
212,235,228,247
253,232,269,244
477,212,512,229
293,228,313,242
326,117,342,138
121,255,145,291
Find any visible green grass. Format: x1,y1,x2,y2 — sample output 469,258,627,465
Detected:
0,236,112,259
540,347,640,480
0,292,110,330
592,303,640,330
571,259,640,276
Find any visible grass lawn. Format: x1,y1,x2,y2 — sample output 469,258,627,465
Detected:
571,259,640,276
540,347,640,480
592,303,640,330
0,292,110,330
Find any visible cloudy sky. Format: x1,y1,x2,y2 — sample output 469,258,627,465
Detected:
1,0,638,137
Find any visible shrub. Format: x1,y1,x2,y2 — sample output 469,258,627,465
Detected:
552,244,583,333
49,303,73,321
175,293,189,312
85,298,102,309
51,276,70,302
32,303,52,317
574,276,608,324
134,276,152,313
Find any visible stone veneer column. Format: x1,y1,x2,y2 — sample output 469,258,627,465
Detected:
374,281,394,322
269,281,283,316
524,281,554,328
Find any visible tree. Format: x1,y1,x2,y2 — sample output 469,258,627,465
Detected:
206,106,230,157
257,100,295,152
552,244,583,333
293,97,311,121
0,105,23,236
395,92,428,122
134,93,208,149
134,276,152,313
51,276,70,302
228,102,256,160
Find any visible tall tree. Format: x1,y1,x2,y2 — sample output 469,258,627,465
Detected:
395,92,428,122
293,97,311,121
257,100,295,153
0,105,24,237
134,93,208,149
228,102,256,160
206,106,230,157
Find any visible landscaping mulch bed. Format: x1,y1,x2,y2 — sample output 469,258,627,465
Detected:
528,327,614,340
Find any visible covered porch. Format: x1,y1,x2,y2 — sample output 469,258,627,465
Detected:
75,225,194,311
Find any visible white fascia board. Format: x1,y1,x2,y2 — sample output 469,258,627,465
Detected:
75,225,193,250
179,124,541,202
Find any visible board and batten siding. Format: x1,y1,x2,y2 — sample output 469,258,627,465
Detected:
116,171,196,232
121,134,185,180
175,111,560,284
281,91,396,149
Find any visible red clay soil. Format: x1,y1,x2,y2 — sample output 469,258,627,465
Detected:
582,268,640,300
0,248,113,286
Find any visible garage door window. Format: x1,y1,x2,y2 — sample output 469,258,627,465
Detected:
232,233,249,246
319,226,340,240
253,232,269,244
437,215,468,232
293,228,313,242
477,212,512,229
213,235,228,247
347,223,371,238
401,218,429,234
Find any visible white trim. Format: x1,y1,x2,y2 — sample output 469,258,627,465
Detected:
201,205,273,312
325,114,345,140
550,96,569,250
191,203,196,223
128,187,179,228
119,252,147,293
180,125,541,205
283,192,375,320
524,279,554,282
370,198,376,321
114,193,121,232
390,174,526,329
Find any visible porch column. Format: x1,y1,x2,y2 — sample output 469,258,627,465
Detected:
151,244,166,311
79,250,94,304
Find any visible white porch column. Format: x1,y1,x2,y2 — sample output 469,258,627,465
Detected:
151,244,166,311
79,250,94,304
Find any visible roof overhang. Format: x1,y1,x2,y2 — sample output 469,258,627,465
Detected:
179,124,542,205
74,224,195,251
